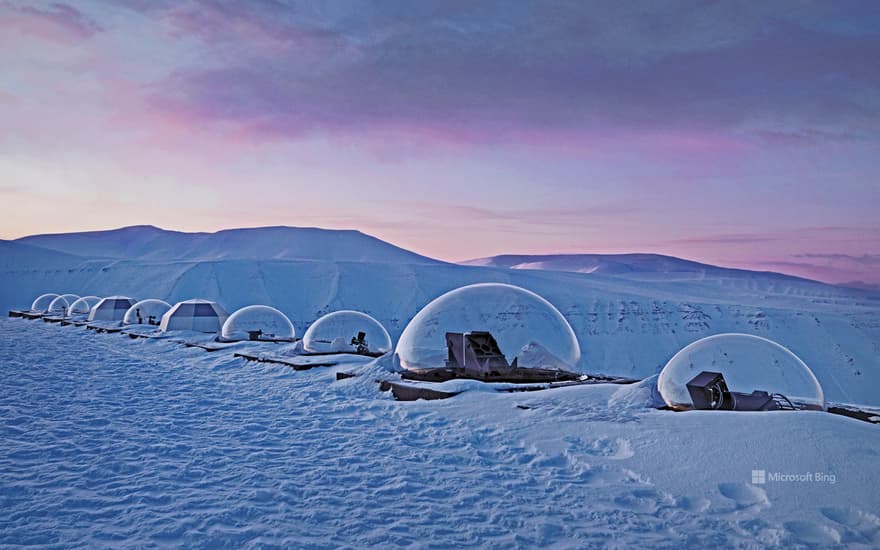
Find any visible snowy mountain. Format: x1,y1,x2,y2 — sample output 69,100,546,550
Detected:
2,226,878,406
462,253,808,283
16,225,441,264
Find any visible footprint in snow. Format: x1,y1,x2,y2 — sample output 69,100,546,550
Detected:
717,482,770,510
821,506,880,544
784,521,842,546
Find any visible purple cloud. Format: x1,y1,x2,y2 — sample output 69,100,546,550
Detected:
136,1,880,146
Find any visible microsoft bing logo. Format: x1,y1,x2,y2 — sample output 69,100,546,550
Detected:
751,470,766,484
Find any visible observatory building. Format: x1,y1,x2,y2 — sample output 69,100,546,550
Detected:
160,299,229,333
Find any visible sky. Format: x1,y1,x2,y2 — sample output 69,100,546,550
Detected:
0,0,878,284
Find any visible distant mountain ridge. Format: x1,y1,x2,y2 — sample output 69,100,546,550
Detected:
461,253,813,283
16,225,442,265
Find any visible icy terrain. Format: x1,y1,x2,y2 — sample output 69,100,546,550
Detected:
1,319,877,547
2,226,878,406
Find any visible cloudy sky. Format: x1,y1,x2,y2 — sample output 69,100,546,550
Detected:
1,0,878,283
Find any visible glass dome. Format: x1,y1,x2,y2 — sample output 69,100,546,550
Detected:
31,293,59,313
657,333,825,411
221,305,295,342
69,296,101,316
124,299,171,326
47,295,76,315
395,283,581,373
303,310,392,355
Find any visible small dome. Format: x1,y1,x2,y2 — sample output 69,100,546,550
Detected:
47,294,78,315
395,283,580,372
31,293,59,313
657,333,825,411
124,299,172,326
303,310,392,355
68,296,101,316
221,305,295,341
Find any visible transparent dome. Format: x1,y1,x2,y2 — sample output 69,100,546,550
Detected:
123,299,171,326
221,305,295,342
31,293,59,313
303,310,392,355
47,294,78,315
657,333,825,411
395,283,581,373
69,296,101,316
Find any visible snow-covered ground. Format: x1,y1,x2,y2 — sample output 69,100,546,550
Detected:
1,318,878,548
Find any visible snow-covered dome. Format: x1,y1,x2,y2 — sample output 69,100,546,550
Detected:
123,299,171,326
30,293,59,313
395,283,581,373
160,299,228,333
47,294,79,315
657,333,825,411
88,296,137,322
69,296,101,316
221,305,295,341
303,310,392,355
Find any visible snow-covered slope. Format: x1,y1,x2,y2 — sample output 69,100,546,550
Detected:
2,227,878,406
0,240,85,269
16,225,441,264
1,320,877,547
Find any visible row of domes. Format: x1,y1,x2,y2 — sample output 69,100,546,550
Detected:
26,283,825,410
28,293,392,355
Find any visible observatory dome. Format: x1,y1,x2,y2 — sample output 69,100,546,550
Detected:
47,294,78,315
394,283,580,373
303,310,391,355
31,293,59,313
69,296,101,316
160,299,228,333
124,299,172,326
221,305,295,342
657,333,825,411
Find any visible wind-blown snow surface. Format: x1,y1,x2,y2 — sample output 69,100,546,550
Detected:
1,226,879,406
1,319,878,547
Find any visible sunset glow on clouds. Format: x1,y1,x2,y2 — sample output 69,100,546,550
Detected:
1,1,878,283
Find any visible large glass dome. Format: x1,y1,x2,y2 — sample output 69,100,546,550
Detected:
123,299,172,326
303,310,392,355
69,296,101,316
31,293,59,313
657,333,825,411
395,283,581,373
221,305,296,342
